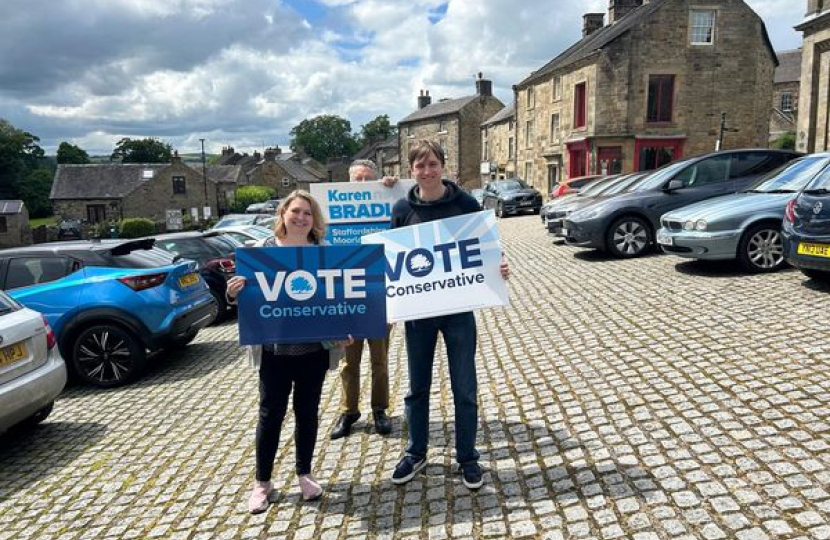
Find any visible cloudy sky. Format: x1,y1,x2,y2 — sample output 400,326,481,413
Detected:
0,0,803,156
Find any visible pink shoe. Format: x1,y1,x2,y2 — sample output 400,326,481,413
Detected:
298,474,323,501
248,481,272,514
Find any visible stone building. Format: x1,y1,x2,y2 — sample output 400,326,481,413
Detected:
795,1,830,152
770,49,801,143
217,146,327,194
480,103,516,183
352,136,401,178
398,74,504,188
51,155,243,223
514,0,777,195
0,200,32,248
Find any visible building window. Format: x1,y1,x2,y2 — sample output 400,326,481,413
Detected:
552,76,562,101
0,216,6,234
508,136,514,159
439,119,447,133
525,120,534,148
527,87,535,109
574,82,587,129
597,146,623,175
172,176,186,194
508,119,515,131
405,125,412,137
550,113,560,143
781,92,794,112
647,75,675,123
524,162,533,182
483,140,489,161
281,177,290,188
690,10,715,45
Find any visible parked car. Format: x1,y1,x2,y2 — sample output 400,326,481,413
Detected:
150,231,242,319
470,188,485,206
783,153,830,282
550,175,603,198
544,173,648,235
0,290,66,433
0,239,217,387
57,219,83,240
658,154,830,272
481,179,543,217
212,213,272,229
541,179,616,223
562,149,801,258
211,224,274,246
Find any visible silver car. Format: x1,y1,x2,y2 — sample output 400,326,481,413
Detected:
657,153,830,272
0,290,67,433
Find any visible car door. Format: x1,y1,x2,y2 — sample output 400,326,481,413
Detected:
647,154,733,223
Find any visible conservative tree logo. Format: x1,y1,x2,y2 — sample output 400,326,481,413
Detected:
407,253,433,277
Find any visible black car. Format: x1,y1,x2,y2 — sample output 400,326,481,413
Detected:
149,231,242,320
57,219,83,240
782,153,830,282
481,179,543,217
562,149,801,258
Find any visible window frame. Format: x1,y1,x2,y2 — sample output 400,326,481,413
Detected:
527,86,535,109
281,177,290,188
781,92,793,113
525,120,535,148
574,82,587,129
646,74,675,124
552,76,562,101
550,113,560,143
172,175,186,194
689,10,716,45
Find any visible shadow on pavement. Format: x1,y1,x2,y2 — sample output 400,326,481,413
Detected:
572,249,661,262
673,259,799,278
0,421,108,503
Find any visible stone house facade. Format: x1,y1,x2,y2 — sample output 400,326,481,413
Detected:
514,0,777,196
770,49,801,142
796,1,830,153
352,136,401,178
480,103,516,183
0,200,32,248
217,146,327,195
398,74,504,188
51,155,243,224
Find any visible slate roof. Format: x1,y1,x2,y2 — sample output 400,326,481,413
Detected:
518,0,776,88
774,49,802,84
0,200,24,214
399,95,480,124
51,163,242,200
353,135,399,160
483,103,515,126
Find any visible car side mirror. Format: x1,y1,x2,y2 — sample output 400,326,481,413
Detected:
665,179,684,191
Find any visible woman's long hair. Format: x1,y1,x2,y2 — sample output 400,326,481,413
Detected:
273,190,326,244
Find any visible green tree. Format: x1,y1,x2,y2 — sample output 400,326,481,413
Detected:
0,118,44,199
289,114,359,163
358,114,397,147
233,185,275,213
111,137,173,163
17,168,53,218
57,141,91,164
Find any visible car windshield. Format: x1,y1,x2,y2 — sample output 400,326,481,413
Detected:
613,173,650,194
577,177,618,197
801,157,830,192
155,238,224,262
214,215,256,228
205,234,241,255
495,180,526,191
634,159,695,191
0,290,20,315
244,226,275,239
747,156,830,193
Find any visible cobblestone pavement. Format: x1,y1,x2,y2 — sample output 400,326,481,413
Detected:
1,215,829,540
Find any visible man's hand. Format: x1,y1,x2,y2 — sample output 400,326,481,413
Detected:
381,176,398,188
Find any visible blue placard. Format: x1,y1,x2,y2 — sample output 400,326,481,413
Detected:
327,222,391,245
235,245,387,345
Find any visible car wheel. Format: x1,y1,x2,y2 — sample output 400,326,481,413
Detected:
737,224,786,273
210,288,228,324
606,216,652,258
496,201,505,218
802,269,830,282
15,402,54,430
71,325,146,387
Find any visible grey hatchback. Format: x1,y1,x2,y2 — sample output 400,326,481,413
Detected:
563,149,801,258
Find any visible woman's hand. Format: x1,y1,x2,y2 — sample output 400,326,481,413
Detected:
226,276,247,299
335,334,355,349
500,254,510,280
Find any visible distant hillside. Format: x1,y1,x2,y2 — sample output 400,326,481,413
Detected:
86,154,219,165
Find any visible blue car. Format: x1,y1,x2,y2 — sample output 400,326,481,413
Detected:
783,153,830,282
0,239,217,387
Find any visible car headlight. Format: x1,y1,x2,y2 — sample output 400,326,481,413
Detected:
695,219,707,231
684,220,695,231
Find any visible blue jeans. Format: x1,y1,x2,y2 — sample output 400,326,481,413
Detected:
404,311,480,465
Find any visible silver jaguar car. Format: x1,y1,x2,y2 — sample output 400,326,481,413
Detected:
657,153,830,272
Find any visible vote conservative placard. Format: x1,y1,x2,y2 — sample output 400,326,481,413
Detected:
235,245,387,345
362,210,509,322
311,180,415,245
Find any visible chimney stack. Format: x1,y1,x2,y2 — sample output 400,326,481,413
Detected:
583,13,605,36
418,89,432,109
608,0,643,24
476,72,492,97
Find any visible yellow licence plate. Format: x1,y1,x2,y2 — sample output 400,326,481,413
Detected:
178,273,199,288
0,342,27,367
797,242,830,258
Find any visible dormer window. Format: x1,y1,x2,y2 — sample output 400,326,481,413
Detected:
690,10,715,45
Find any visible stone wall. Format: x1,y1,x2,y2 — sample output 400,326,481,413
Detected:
245,161,308,198
123,161,218,222
0,209,31,248
481,117,516,181
796,19,830,152
458,97,504,189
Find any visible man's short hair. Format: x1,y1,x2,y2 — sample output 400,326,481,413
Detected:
408,140,445,167
348,159,379,181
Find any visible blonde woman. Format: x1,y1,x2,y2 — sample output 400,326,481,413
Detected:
226,190,352,513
